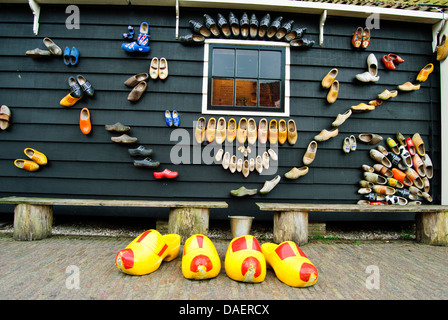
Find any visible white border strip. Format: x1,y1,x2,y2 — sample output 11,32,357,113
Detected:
202,39,290,117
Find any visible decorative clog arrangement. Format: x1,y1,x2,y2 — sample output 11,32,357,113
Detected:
179,12,314,49
105,122,177,179
195,116,296,180
284,49,437,196
358,132,433,205
13,148,48,172
121,22,150,53
115,232,318,288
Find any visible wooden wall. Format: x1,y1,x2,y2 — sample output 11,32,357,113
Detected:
0,4,441,221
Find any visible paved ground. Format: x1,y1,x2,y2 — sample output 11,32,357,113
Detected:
1,233,447,304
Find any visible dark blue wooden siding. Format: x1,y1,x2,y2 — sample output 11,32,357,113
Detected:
0,4,441,221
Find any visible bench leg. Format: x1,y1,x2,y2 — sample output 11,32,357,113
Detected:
273,211,309,245
13,204,53,241
416,211,448,246
168,207,209,243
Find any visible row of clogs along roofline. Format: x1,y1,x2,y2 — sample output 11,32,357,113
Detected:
180,12,314,48
115,231,318,288
194,117,297,146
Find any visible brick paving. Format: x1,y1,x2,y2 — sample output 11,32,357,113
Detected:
0,233,447,301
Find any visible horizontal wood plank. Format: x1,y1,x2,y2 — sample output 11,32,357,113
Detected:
256,203,448,213
0,197,228,209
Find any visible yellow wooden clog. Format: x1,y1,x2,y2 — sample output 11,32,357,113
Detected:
416,63,434,82
14,159,39,172
226,118,236,143
24,148,47,165
278,119,287,145
115,229,180,276
261,241,318,288
182,234,221,280
225,235,266,283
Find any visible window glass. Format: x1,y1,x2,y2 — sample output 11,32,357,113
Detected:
236,49,258,78
236,80,257,106
259,80,281,107
212,78,234,106
259,51,281,79
207,43,286,115
212,49,234,77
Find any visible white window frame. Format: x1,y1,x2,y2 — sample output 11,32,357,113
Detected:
202,39,290,117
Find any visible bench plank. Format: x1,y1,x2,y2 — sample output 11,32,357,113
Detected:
257,203,448,213
0,197,228,209
0,197,228,241
257,202,448,246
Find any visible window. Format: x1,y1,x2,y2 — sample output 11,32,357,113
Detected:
202,40,290,117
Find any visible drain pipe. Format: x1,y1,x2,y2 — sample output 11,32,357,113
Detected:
29,0,40,35
176,0,179,39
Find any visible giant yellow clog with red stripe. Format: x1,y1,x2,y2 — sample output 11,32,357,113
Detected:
182,234,221,280
224,235,266,283
261,241,318,287
115,229,180,276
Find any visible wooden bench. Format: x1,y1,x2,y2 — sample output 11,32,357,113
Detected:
0,197,228,242
256,203,448,246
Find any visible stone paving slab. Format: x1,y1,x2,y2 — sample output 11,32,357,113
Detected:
0,233,447,302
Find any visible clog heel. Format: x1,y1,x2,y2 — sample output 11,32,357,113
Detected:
261,241,318,288
224,235,266,283
182,234,221,280
115,229,180,276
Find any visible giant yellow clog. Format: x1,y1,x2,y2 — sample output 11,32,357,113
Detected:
182,234,221,280
115,229,180,276
225,235,266,283
261,241,318,287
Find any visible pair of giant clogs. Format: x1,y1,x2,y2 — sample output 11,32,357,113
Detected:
225,235,318,287
115,232,318,288
115,231,221,279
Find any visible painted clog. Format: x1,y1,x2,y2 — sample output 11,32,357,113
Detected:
262,241,318,287
115,229,180,276
225,235,266,283
79,108,91,135
182,234,221,280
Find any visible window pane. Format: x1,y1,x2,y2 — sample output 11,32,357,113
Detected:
212,78,234,106
236,49,258,78
212,49,234,77
259,80,281,107
235,80,257,106
259,51,281,79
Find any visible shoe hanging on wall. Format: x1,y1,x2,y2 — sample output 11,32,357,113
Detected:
79,108,91,135
204,14,220,37
0,105,11,130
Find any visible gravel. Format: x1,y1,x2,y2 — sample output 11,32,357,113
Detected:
0,215,416,241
